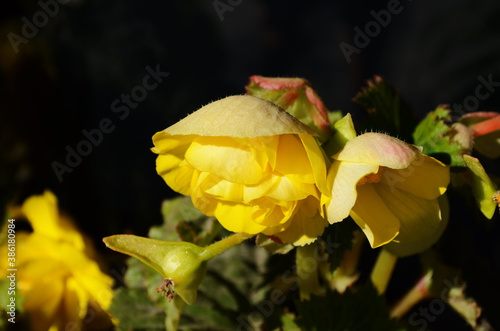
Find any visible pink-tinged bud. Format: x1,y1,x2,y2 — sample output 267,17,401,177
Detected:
459,111,500,158
305,86,331,134
470,116,500,137
246,75,332,142
248,75,307,90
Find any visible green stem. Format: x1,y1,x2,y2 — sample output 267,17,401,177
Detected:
330,230,364,292
199,232,253,261
339,230,364,276
165,295,185,331
370,248,398,294
296,242,325,300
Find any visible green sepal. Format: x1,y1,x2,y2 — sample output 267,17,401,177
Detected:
322,113,357,157
463,155,498,219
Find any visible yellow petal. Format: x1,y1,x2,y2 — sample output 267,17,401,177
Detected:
247,136,279,169
63,277,88,325
163,95,316,138
335,133,418,169
22,191,63,241
374,184,443,244
205,178,244,202
267,175,313,201
159,162,194,196
272,197,329,246
151,133,195,156
186,137,266,185
385,195,449,257
350,184,400,248
275,134,314,183
23,276,64,331
251,198,296,227
300,134,329,194
326,161,379,224
381,154,449,200
243,174,281,203
214,202,268,234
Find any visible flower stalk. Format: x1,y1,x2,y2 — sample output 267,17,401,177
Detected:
390,270,432,319
370,248,398,294
200,232,253,261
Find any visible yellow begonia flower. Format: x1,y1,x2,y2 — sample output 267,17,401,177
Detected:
152,95,330,245
324,132,450,248
0,191,114,331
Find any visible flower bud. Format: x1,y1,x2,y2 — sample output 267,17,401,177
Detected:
246,75,331,142
103,235,207,304
459,111,500,158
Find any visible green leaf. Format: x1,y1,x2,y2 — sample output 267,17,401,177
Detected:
150,196,226,247
279,312,301,331
109,287,167,330
295,283,404,331
353,76,417,141
413,106,466,166
149,196,205,242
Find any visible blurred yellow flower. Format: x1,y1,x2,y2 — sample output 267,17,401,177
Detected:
324,132,450,248
0,191,114,331
152,95,330,245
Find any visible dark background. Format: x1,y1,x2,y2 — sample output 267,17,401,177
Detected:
1,0,499,329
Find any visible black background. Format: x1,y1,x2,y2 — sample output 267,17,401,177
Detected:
1,0,499,329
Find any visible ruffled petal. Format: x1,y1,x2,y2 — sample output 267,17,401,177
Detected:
267,175,313,201
326,161,379,224
243,173,280,203
275,134,314,183
251,198,296,227
205,178,244,202
159,162,194,196
335,133,418,169
300,134,329,194
151,133,195,157
213,202,268,234
212,198,295,234
381,154,449,200
350,184,400,248
186,137,265,185
247,136,279,169
272,197,329,246
374,184,443,244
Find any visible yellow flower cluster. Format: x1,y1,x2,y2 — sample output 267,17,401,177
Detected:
0,191,113,331
152,95,450,249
